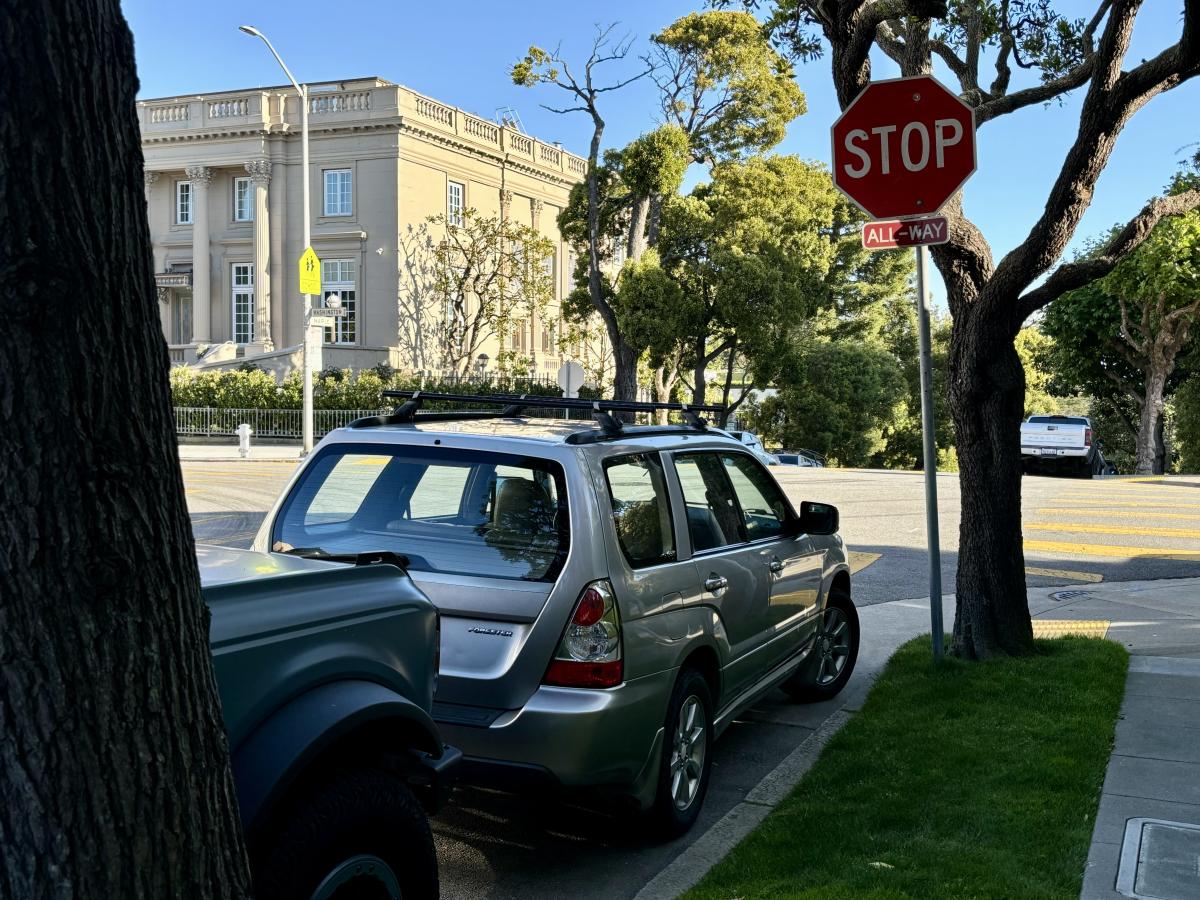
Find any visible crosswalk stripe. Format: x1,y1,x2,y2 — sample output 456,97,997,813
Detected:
1025,539,1200,558
1024,566,1104,583
1026,521,1200,539
1035,508,1200,520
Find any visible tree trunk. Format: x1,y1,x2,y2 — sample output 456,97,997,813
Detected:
627,195,650,262
652,365,677,425
646,194,665,248
1155,415,1167,475
0,3,252,897
1135,368,1168,474
947,309,1036,659
692,336,708,407
612,339,641,406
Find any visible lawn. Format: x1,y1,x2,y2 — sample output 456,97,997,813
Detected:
685,636,1128,900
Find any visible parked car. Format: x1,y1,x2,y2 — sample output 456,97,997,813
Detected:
253,393,860,837
200,544,459,899
776,449,827,468
725,429,780,466
1019,414,1105,477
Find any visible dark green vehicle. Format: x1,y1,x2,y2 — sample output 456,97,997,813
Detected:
199,544,459,900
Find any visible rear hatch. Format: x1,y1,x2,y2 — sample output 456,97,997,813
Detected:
1021,416,1088,450
262,439,577,713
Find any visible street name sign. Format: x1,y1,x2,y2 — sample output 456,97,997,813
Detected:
298,246,321,295
862,216,950,250
832,75,976,220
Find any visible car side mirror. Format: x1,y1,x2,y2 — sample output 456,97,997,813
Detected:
798,501,838,536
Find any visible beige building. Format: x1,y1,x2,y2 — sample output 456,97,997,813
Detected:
139,76,600,380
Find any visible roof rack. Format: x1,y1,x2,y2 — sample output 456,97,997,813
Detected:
347,390,725,438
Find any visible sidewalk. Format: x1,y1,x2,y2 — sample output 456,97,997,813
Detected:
1047,578,1200,900
178,440,303,461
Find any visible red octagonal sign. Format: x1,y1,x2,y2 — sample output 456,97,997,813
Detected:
832,75,976,220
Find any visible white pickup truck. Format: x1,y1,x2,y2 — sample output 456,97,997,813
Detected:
1020,414,1103,476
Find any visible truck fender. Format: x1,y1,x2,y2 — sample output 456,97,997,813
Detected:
231,679,441,836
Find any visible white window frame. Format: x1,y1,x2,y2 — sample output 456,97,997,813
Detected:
233,176,253,223
321,259,357,345
447,180,465,227
231,263,255,344
323,169,353,217
175,180,192,225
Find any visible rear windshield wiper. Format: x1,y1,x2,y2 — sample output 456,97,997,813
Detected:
273,544,409,569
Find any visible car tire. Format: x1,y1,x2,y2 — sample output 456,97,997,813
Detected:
250,766,438,900
783,587,860,703
648,668,714,839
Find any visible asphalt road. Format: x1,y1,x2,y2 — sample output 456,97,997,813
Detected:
182,457,1200,899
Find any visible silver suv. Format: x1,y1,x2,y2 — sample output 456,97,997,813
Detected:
253,393,859,836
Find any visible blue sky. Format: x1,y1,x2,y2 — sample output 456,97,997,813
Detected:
124,1,1196,307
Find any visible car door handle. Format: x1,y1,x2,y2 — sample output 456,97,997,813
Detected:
768,558,784,574
704,574,728,593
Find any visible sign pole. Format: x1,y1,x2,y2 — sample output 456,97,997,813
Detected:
915,244,944,660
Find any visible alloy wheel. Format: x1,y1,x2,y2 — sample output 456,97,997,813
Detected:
310,854,401,900
815,607,852,685
669,695,707,810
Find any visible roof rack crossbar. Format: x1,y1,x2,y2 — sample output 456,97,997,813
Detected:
379,390,723,416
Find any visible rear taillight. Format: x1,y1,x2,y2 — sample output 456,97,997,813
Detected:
544,579,623,688
1085,428,1093,447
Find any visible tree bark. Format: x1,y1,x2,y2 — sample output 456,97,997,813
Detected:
0,3,252,897
1135,368,1168,474
692,336,708,407
627,195,650,262
947,306,1036,659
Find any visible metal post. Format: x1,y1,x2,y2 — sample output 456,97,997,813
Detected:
300,84,313,456
915,245,944,660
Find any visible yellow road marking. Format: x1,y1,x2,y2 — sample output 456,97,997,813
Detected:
1024,566,1104,583
848,551,881,574
1032,619,1110,639
1120,476,1165,483
1025,539,1200,558
1048,498,1200,509
1035,508,1200,520
1026,521,1200,539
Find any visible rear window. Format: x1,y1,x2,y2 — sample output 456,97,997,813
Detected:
273,444,568,581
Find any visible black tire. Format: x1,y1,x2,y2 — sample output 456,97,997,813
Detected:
251,767,438,900
783,587,860,703
648,668,714,839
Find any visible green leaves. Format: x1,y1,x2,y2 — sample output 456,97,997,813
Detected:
652,11,806,164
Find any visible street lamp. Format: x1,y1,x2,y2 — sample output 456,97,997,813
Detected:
239,25,315,455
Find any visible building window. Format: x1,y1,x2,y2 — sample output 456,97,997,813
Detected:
323,169,352,216
541,324,554,353
232,263,255,344
510,319,527,352
175,180,192,224
447,180,464,227
233,176,253,222
321,259,357,345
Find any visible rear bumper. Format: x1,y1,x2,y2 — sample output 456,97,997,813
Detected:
435,668,675,796
1021,446,1089,459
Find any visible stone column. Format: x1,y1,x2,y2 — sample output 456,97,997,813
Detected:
246,159,273,350
268,161,285,350
500,188,513,222
531,198,543,230
143,170,159,206
184,165,213,342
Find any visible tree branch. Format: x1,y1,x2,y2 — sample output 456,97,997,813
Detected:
1016,188,1200,316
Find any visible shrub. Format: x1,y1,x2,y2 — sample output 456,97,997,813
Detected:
1176,376,1200,473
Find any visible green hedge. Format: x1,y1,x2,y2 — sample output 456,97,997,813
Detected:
1176,376,1200,473
170,366,580,412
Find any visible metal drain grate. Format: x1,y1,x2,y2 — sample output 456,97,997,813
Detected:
1117,818,1200,899
1050,589,1094,602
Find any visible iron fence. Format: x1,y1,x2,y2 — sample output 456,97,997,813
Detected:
173,407,389,439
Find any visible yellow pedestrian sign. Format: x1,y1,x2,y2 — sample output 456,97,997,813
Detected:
298,247,321,295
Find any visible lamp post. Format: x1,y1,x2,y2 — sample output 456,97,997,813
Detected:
239,25,314,455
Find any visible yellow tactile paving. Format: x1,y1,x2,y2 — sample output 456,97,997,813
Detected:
1024,566,1103,583
1032,619,1110,639
1025,539,1200,558
1048,498,1200,509
1025,522,1200,539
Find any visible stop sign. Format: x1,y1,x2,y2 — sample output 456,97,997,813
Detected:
831,75,976,220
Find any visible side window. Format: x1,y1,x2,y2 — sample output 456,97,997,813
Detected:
408,465,471,519
673,453,744,551
604,454,676,568
722,453,790,541
303,454,390,526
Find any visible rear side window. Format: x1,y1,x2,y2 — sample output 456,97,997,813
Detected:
273,444,568,581
673,453,744,551
721,453,791,541
604,453,676,568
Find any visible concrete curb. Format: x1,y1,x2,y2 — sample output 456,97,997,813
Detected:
1128,655,1200,677
632,709,855,900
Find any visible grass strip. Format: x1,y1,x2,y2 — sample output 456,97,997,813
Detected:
685,636,1128,900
